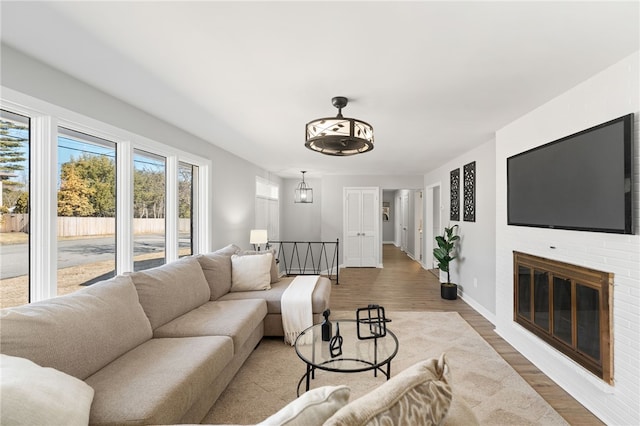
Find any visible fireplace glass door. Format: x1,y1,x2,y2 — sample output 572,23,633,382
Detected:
513,252,613,384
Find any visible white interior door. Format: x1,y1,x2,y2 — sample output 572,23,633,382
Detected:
344,187,379,267
414,190,423,262
401,193,409,252
344,189,363,267
425,184,441,269
360,189,378,266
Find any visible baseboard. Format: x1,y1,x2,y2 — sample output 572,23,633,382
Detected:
459,293,496,325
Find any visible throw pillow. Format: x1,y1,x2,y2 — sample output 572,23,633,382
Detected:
324,354,453,426
215,243,241,256
239,248,281,283
258,385,350,426
0,354,95,426
230,252,273,291
197,253,233,300
197,244,241,300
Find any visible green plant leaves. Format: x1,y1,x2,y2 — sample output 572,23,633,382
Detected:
433,224,459,284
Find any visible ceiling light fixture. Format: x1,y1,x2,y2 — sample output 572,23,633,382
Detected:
305,96,374,156
294,171,313,203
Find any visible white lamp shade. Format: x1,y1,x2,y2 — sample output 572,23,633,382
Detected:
250,229,268,245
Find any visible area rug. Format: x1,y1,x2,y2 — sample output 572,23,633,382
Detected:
203,311,568,425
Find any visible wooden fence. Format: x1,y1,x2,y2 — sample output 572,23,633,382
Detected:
1,214,190,236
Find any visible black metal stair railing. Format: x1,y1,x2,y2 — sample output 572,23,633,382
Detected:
267,239,339,284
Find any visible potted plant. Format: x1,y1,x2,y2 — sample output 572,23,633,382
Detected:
433,224,460,300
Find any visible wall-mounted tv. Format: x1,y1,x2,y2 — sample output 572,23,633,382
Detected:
507,113,634,234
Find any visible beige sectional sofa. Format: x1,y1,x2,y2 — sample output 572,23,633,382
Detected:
0,245,331,425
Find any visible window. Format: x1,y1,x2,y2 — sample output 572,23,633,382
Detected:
2,90,210,305
57,127,116,296
0,109,30,308
178,162,197,257
255,176,279,242
133,149,166,271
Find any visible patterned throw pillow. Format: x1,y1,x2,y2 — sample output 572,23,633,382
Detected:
323,354,453,426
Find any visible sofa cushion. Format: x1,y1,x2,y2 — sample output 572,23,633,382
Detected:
197,253,233,300
197,244,241,300
0,275,152,380
239,248,281,283
0,354,95,426
258,385,350,426
85,336,233,425
230,253,272,292
153,299,267,352
324,354,453,426
130,256,211,329
219,276,331,315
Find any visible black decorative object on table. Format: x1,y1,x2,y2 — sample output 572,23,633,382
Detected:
329,322,343,357
356,304,391,340
321,309,332,341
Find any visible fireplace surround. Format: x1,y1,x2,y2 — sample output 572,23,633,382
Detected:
513,251,613,384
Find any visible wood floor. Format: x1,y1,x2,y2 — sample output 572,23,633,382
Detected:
330,244,603,425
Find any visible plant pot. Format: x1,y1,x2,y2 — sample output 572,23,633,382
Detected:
440,283,458,300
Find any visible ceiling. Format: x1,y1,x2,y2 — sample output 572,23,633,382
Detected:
1,1,638,178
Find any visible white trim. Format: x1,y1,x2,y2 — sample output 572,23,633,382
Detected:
459,292,496,325
117,140,134,273
30,115,58,302
196,163,211,253
165,156,178,262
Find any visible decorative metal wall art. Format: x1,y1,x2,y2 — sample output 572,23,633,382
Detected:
463,161,476,222
450,168,460,221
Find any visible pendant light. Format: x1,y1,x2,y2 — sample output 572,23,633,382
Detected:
294,171,313,203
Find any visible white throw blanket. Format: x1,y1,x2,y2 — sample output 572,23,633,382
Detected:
281,275,319,345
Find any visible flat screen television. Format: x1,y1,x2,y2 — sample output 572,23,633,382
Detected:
507,113,634,234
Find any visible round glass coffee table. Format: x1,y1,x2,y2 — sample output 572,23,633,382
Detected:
294,319,399,395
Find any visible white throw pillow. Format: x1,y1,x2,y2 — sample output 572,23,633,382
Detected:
257,385,350,426
0,354,95,426
230,252,273,291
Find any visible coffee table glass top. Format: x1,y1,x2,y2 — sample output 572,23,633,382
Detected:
294,319,398,372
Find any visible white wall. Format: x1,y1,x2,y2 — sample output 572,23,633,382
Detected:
495,51,640,425
1,44,268,251
280,177,322,241
424,139,497,319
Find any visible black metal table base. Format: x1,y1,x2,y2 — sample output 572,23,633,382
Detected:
296,358,392,397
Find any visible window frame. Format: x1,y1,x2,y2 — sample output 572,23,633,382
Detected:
255,176,279,242
1,87,211,303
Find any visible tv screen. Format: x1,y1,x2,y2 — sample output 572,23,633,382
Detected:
507,113,634,234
